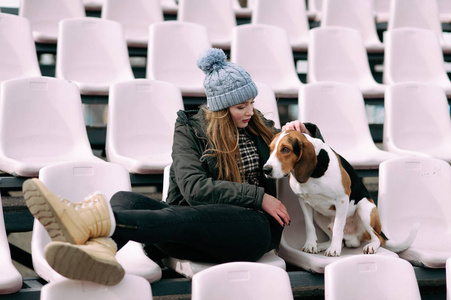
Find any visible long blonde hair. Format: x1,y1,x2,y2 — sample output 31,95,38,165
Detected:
203,106,276,183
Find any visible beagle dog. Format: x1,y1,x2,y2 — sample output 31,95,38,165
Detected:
263,130,418,257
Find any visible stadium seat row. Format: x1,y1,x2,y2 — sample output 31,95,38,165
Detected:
2,156,450,298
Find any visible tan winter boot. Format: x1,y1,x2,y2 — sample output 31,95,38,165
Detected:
44,237,125,286
23,178,115,245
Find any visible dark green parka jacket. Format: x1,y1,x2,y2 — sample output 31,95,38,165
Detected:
166,108,323,210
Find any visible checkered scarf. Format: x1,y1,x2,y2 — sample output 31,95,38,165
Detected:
237,128,260,186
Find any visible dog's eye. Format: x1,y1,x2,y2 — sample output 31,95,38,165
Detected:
281,147,290,154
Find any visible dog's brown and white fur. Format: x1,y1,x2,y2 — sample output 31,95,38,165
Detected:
263,130,418,257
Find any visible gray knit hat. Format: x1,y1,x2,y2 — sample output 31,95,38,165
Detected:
197,48,258,111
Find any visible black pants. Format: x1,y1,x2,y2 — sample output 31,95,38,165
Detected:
110,191,282,263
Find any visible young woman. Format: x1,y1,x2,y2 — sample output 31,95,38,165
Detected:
23,48,323,286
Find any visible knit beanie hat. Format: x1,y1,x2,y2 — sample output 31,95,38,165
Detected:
197,48,258,111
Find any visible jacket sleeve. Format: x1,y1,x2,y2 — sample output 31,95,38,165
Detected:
171,122,265,210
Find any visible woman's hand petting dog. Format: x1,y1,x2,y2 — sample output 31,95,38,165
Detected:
282,120,311,135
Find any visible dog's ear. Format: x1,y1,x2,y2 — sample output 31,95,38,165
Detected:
293,137,317,183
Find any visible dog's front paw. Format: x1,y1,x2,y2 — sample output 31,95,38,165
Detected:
363,243,379,254
302,241,318,254
325,245,342,257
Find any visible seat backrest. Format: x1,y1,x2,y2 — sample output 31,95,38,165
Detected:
32,160,132,282
231,24,299,87
378,157,451,245
321,0,382,48
388,0,444,43
56,17,134,83
298,82,375,152
383,27,449,84
106,79,184,158
307,26,375,84
177,0,236,47
0,13,41,82
40,274,152,300
191,262,293,300
253,82,281,129
384,82,451,152
251,0,309,48
39,160,132,201
325,255,421,300
101,0,163,44
147,21,210,87
19,0,85,42
0,77,93,160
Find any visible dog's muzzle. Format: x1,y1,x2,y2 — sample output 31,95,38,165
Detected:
263,164,289,179
262,164,273,178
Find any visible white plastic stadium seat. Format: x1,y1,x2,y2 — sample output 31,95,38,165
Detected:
384,27,451,96
388,0,451,53
101,0,163,47
106,79,184,174
321,0,384,53
19,0,85,44
0,193,22,294
308,26,386,98
299,82,399,169
0,77,101,177
252,0,310,52
191,262,293,300
147,21,210,97
177,0,236,50
161,164,286,278
40,274,152,300
378,157,451,268
276,177,398,274
231,24,303,98
32,160,162,283
254,82,281,129
0,13,41,83
56,17,134,96
384,82,451,162
325,255,421,300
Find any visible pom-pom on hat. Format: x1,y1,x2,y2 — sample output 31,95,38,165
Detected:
197,48,258,111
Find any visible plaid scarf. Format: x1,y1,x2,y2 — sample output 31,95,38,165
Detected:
237,128,260,186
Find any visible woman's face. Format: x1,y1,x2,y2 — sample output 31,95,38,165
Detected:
229,99,255,128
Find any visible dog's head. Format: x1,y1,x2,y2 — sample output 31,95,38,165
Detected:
263,130,317,183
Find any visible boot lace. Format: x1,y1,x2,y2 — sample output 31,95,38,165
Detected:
58,192,103,211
